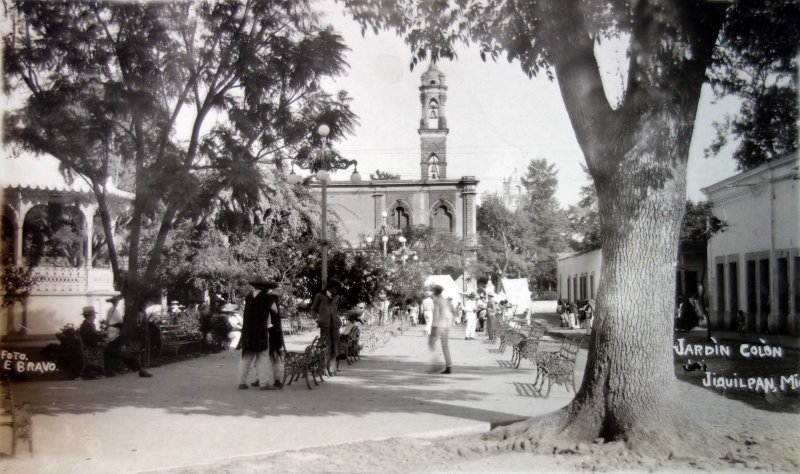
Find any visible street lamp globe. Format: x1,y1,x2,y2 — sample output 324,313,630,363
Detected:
398,236,406,245
366,236,373,245
317,123,330,138
381,235,389,243
381,211,387,218
287,170,301,185
316,169,330,182
350,169,361,183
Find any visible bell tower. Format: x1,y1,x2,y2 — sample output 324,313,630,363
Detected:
419,63,448,180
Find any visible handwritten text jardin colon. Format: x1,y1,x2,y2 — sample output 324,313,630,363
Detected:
673,339,783,359
672,339,795,394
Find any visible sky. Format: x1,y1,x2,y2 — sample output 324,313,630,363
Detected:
1,1,744,208
316,1,742,208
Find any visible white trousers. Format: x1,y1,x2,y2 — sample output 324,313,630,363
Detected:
238,350,273,387
424,311,433,335
228,331,241,350
568,313,580,329
465,312,477,338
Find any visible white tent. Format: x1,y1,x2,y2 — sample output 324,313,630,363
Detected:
499,278,532,315
424,275,460,302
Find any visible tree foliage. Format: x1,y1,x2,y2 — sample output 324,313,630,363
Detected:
1,264,39,308
476,158,566,289
706,0,799,170
566,171,602,252
680,200,728,243
519,158,566,287
3,0,357,323
369,169,400,180
153,166,324,302
475,192,535,280
404,224,469,275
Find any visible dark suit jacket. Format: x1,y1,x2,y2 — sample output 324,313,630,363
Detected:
241,290,271,352
80,320,104,348
310,292,341,329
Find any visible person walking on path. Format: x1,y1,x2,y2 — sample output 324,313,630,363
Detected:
429,285,454,374
486,293,497,341
421,290,434,335
104,295,153,378
237,277,277,390
311,278,343,376
463,292,478,340
251,283,287,389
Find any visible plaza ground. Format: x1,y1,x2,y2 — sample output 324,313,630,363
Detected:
2,318,799,473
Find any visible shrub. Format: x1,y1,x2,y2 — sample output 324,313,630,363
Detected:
532,289,559,301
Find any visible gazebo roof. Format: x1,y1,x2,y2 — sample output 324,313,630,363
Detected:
1,152,133,199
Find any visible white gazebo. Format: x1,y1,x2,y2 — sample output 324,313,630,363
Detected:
1,153,132,340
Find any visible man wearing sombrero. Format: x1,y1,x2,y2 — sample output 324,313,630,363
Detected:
237,276,279,390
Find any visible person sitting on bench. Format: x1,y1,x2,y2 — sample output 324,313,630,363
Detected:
104,295,153,378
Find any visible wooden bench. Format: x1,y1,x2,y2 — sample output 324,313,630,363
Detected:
1,376,33,456
78,337,105,379
158,325,202,357
533,337,581,397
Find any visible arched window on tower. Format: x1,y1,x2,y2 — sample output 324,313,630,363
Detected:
427,99,439,128
428,155,439,180
428,99,439,118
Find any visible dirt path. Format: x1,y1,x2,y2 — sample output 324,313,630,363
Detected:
167,382,800,473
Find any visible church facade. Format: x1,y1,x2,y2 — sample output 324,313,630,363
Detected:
319,64,479,248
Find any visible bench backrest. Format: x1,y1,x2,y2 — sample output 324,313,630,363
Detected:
557,338,581,364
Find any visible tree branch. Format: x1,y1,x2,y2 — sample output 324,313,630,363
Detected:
536,0,620,172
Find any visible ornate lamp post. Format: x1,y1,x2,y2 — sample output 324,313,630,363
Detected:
392,235,417,265
287,124,360,287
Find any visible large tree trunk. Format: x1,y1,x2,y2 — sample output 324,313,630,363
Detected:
519,0,728,448
565,108,689,444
